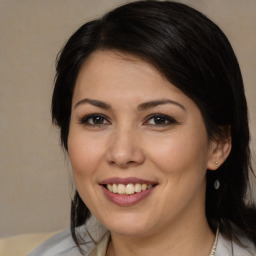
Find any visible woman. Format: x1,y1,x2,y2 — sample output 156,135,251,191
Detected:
29,1,256,255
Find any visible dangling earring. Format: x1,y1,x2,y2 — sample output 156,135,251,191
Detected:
213,160,220,189
214,179,220,190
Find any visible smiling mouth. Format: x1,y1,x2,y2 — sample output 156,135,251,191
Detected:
100,178,158,206
103,183,156,195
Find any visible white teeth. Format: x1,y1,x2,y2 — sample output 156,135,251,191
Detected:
134,183,142,193
106,183,154,195
107,184,113,192
112,184,118,193
141,184,147,191
117,184,126,194
126,184,134,194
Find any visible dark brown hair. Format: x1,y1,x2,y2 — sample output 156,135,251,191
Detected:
51,0,256,249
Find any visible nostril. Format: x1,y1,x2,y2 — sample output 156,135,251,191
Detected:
109,159,137,168
106,139,145,167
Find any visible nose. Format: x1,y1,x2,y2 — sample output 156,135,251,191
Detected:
106,127,145,168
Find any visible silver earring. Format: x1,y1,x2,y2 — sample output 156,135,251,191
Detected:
214,179,220,190
215,161,218,165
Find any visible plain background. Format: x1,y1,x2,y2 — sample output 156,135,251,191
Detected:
0,0,255,238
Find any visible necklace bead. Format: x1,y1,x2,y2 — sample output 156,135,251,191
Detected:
209,226,219,256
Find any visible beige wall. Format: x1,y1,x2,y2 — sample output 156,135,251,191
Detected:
0,0,255,238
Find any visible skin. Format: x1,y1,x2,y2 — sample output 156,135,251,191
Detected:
68,50,231,256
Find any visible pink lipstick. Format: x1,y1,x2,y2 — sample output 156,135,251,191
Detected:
99,177,157,206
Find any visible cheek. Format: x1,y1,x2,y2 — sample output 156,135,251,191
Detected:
148,132,209,214
147,129,210,178
68,133,105,180
67,134,103,207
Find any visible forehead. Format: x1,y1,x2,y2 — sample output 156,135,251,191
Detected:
78,50,164,81
73,50,181,99
71,50,207,135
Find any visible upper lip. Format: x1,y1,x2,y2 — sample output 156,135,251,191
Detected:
99,177,158,185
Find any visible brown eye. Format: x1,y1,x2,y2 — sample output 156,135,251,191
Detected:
145,114,176,126
91,116,105,124
80,114,110,127
152,116,168,125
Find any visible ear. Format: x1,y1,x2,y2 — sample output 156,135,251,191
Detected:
207,128,232,171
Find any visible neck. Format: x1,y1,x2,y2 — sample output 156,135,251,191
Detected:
107,214,214,256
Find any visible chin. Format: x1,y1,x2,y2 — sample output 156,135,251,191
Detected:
100,213,152,237
109,224,150,237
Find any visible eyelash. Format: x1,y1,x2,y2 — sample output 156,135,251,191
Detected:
144,113,177,127
79,113,177,128
79,114,111,127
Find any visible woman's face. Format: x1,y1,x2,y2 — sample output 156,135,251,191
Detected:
68,50,218,237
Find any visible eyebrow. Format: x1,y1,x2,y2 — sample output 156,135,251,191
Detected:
137,99,186,111
74,98,185,111
74,98,111,110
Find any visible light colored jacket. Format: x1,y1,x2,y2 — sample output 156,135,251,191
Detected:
28,217,256,256
1,216,255,256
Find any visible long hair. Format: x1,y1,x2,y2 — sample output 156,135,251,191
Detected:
51,0,256,248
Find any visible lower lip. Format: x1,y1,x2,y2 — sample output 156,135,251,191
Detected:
101,185,156,206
